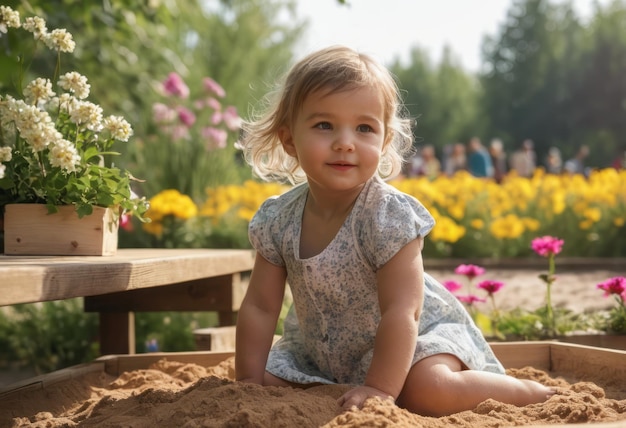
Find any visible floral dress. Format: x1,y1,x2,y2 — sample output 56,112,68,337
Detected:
248,176,504,385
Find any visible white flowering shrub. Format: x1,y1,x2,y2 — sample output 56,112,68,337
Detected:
0,6,148,219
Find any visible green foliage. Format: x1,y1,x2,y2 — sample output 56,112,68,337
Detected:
135,312,218,353
494,307,594,341
0,5,149,220
480,0,626,164
390,47,482,150
0,300,98,374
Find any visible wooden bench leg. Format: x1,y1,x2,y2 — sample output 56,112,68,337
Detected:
218,311,236,326
99,312,136,355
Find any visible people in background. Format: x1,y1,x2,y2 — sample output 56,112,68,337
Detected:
544,147,563,174
508,139,536,178
489,138,507,183
443,142,467,176
564,145,590,176
467,137,494,178
611,146,626,170
410,144,441,179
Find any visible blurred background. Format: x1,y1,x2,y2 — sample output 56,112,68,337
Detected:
1,0,625,378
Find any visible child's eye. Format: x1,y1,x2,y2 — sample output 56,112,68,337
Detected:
314,122,332,130
357,124,374,133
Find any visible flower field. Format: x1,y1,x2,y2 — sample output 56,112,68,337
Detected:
138,168,626,258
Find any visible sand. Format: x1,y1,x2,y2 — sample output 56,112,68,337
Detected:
1,355,625,428
1,266,624,427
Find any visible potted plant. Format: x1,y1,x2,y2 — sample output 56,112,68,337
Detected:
0,6,148,255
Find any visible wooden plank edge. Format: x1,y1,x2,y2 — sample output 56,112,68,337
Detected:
489,341,553,371
549,341,626,383
0,362,105,398
96,350,235,376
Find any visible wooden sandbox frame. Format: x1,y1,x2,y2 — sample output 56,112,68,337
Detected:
1,341,625,427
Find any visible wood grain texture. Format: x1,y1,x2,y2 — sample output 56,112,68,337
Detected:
0,249,255,305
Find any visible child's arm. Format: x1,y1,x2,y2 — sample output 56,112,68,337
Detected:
338,237,424,409
235,252,287,384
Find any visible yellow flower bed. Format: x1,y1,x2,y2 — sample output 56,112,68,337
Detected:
143,169,626,257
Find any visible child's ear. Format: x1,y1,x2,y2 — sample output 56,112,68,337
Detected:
279,126,297,158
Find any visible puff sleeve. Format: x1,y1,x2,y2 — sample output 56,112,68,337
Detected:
248,196,285,267
356,190,435,271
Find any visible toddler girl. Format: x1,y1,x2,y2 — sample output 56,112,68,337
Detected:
235,45,553,416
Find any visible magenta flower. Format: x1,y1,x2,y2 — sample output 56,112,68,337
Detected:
597,276,626,298
457,294,486,305
454,264,485,279
477,280,505,295
119,213,133,232
531,236,564,257
176,106,196,127
203,77,225,97
443,280,462,293
162,72,189,98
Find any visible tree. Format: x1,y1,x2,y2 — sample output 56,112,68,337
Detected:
390,45,482,155
480,0,584,158
480,0,626,166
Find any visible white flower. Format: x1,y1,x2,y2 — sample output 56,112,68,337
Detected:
43,28,75,53
0,163,5,179
22,16,46,40
49,139,81,172
58,72,90,99
0,5,20,35
0,146,12,162
49,93,79,114
24,78,56,105
103,115,133,142
70,100,103,132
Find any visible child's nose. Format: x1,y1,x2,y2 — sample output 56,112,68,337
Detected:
332,129,355,151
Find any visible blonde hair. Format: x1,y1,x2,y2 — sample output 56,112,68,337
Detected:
239,45,413,184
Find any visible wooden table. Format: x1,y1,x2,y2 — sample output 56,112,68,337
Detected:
0,249,255,355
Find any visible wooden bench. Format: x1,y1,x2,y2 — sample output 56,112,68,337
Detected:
0,248,255,355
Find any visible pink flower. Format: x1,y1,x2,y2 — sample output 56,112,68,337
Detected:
443,280,462,293
119,213,133,232
152,103,176,123
222,106,241,130
202,127,227,150
457,294,486,305
454,264,485,279
176,106,196,127
597,276,626,298
477,280,505,295
531,236,564,257
162,72,189,98
203,77,225,97
206,97,222,111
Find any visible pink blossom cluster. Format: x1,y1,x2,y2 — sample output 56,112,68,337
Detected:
444,264,501,307
530,236,564,257
154,72,241,150
596,276,626,302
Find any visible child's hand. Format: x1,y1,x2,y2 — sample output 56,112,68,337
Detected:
337,385,395,410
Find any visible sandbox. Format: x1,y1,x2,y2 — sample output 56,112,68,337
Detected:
0,341,624,427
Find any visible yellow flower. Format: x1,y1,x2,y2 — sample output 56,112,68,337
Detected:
470,219,484,230
429,216,466,243
582,207,602,222
490,214,525,239
614,217,625,227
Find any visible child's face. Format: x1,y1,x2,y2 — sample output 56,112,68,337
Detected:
279,86,385,193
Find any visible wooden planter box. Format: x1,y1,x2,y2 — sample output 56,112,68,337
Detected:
3,204,118,256
0,342,624,427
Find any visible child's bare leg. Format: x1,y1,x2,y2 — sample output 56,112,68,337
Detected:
397,353,554,417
